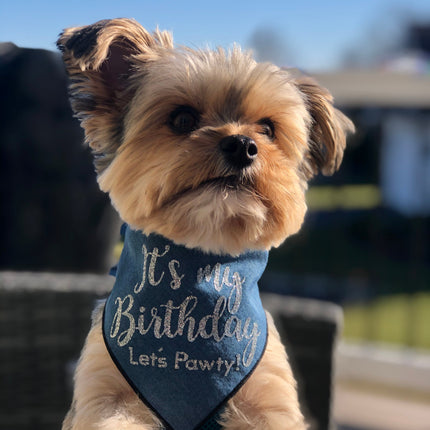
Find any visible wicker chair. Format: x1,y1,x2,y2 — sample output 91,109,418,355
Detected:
0,273,341,430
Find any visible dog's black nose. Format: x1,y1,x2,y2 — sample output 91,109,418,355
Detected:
219,135,258,169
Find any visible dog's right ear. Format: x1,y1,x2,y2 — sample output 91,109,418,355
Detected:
57,18,173,172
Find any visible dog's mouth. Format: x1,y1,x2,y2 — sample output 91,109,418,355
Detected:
200,175,241,189
162,174,250,207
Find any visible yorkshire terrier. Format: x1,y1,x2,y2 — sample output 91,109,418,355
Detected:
57,18,353,430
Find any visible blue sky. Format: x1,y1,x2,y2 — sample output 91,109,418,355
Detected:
1,0,430,71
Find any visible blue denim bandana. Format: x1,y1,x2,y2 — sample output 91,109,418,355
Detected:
103,225,268,430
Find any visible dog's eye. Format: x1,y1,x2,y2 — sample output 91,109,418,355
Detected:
258,118,275,140
169,106,200,134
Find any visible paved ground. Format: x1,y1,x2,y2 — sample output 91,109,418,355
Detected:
333,382,430,430
332,342,430,430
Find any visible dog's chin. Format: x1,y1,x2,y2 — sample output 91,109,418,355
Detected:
138,179,269,256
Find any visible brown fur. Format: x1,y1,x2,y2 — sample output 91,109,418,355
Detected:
57,18,353,429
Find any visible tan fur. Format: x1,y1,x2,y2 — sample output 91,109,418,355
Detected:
93,47,313,254
64,307,303,430
57,18,353,429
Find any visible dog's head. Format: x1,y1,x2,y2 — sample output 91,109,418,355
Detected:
58,18,354,255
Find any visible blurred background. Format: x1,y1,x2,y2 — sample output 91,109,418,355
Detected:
1,1,429,429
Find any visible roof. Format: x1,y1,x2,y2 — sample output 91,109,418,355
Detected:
313,70,430,108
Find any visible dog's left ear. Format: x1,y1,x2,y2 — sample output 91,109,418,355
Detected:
294,75,354,179
57,18,173,172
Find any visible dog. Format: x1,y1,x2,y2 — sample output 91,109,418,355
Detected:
57,18,353,430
